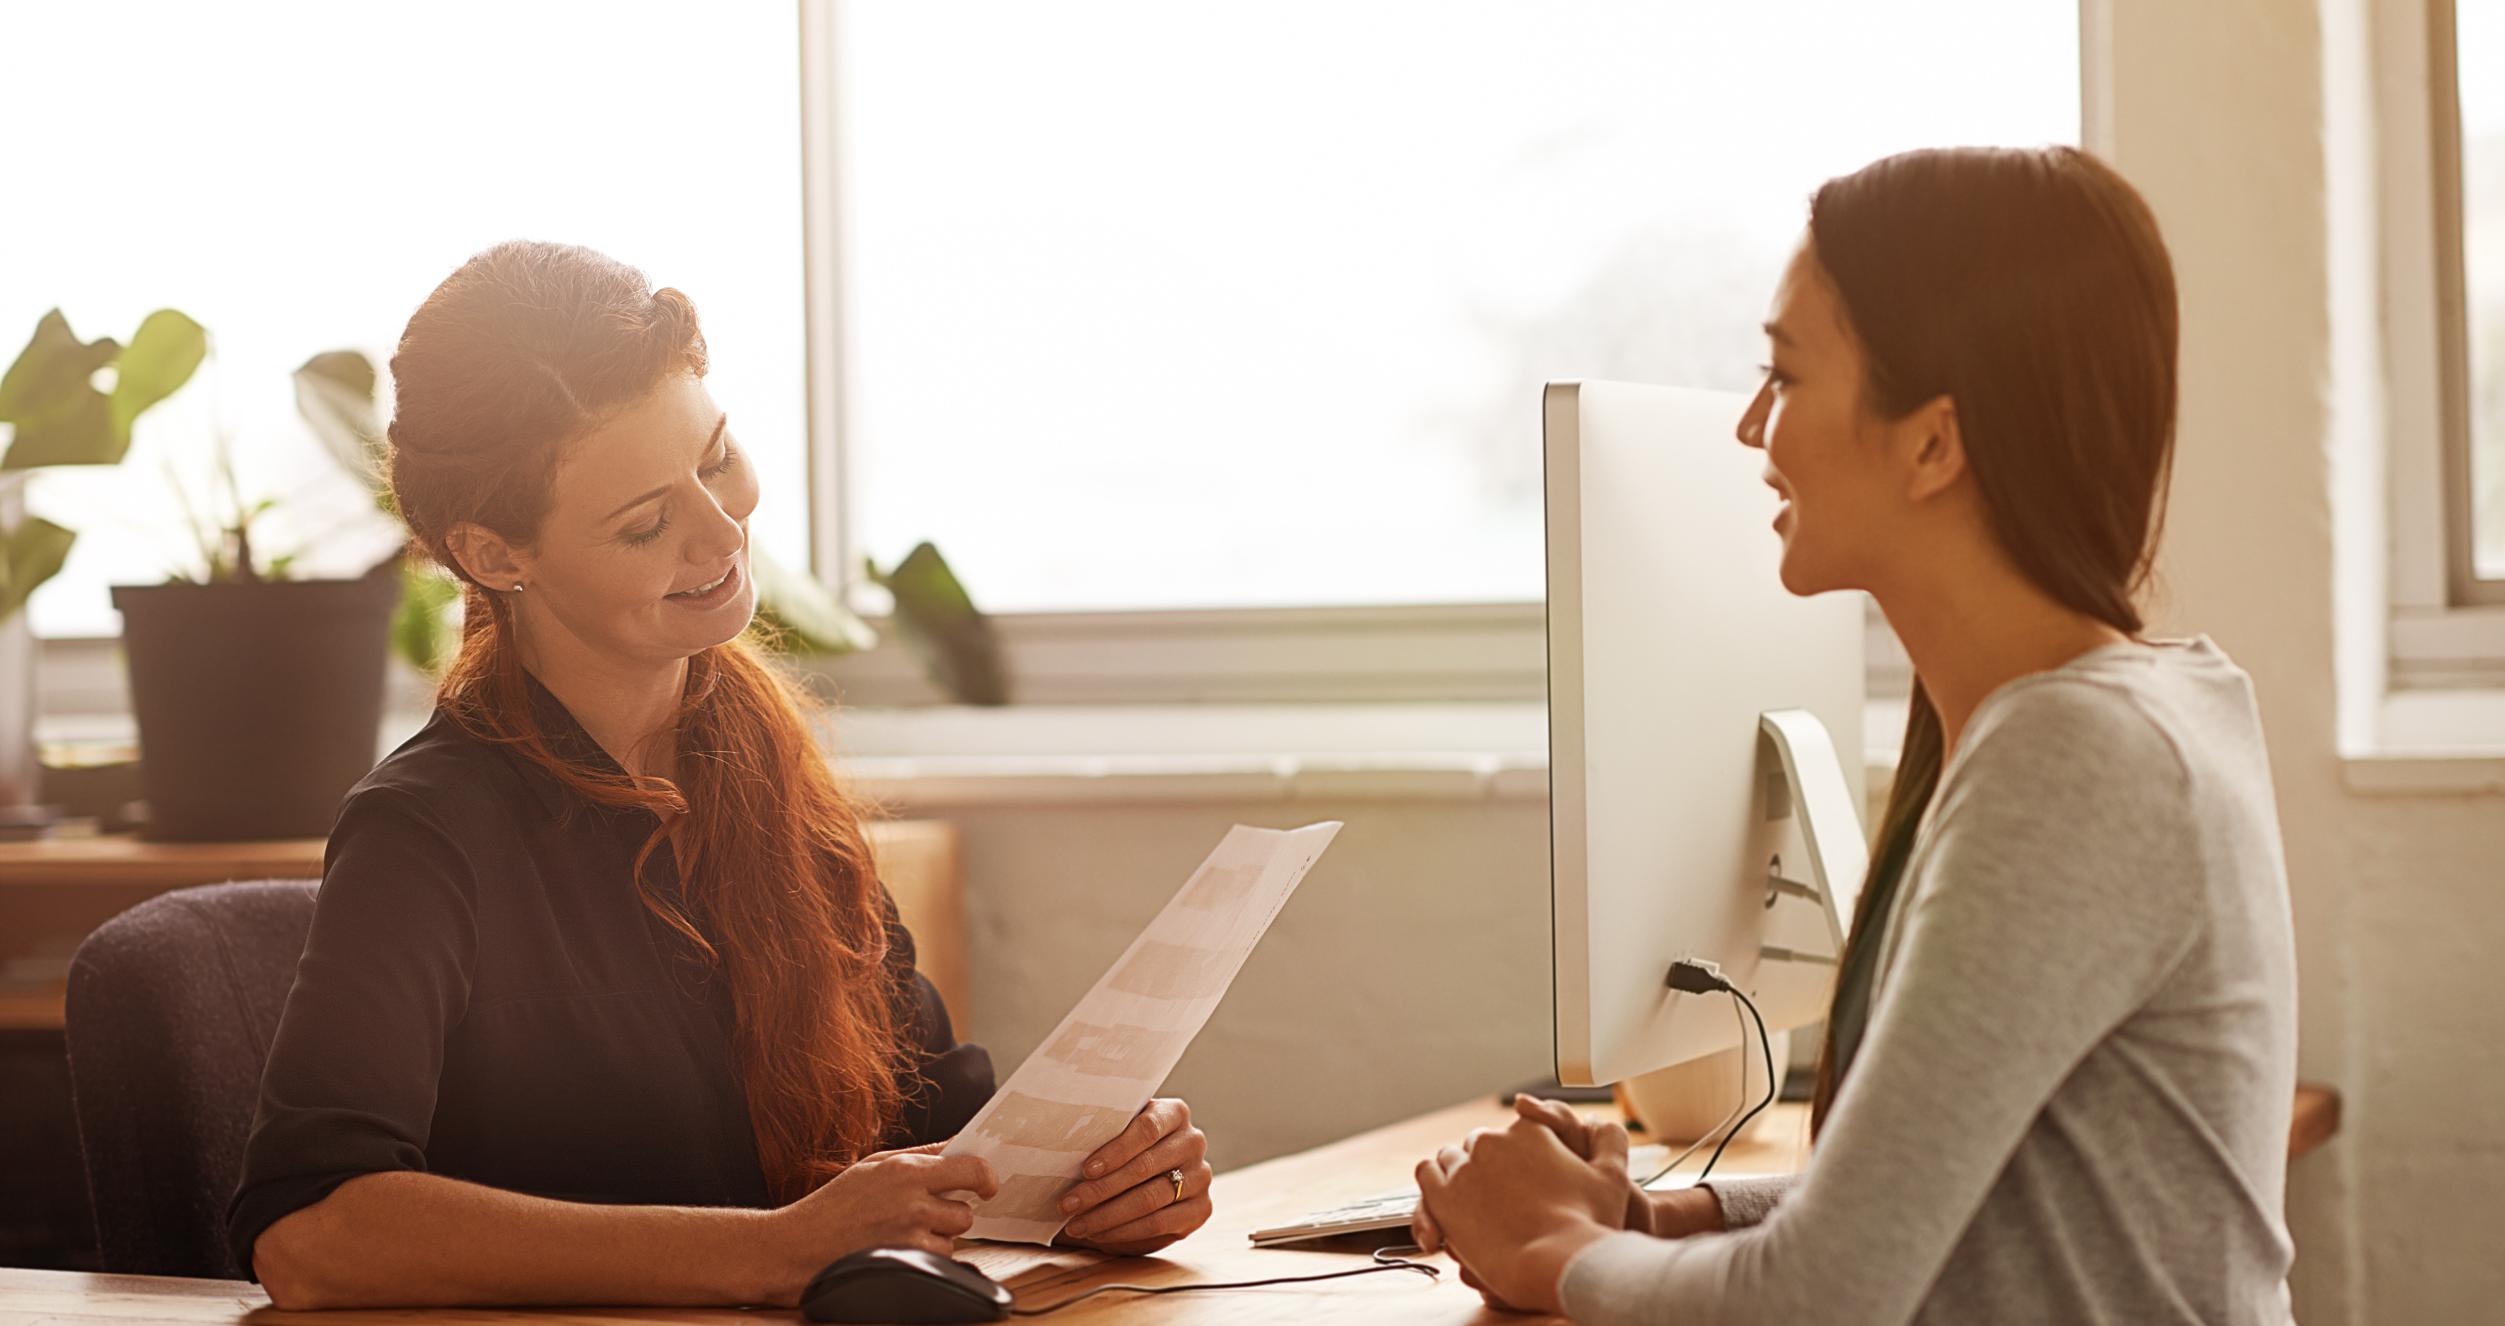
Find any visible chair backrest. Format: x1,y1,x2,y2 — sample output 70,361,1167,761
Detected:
64,879,320,1279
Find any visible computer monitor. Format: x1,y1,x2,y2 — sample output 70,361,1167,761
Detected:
1545,381,1869,1088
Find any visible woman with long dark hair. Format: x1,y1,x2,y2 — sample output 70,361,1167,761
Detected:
226,242,1213,1308
1411,147,2298,1323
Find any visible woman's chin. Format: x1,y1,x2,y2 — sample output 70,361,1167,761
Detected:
712,592,760,646
1776,547,1838,598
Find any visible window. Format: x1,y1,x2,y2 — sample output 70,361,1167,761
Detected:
3,0,809,639
820,0,2079,614
2447,0,2505,595
12,1,2083,704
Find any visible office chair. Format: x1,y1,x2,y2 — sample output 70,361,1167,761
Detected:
63,879,319,1279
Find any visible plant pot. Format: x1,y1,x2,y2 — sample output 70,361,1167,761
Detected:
111,571,399,841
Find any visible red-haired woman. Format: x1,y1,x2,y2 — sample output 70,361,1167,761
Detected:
1412,148,2299,1324
227,242,1211,1309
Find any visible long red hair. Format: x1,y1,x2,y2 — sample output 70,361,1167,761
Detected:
383,240,907,1203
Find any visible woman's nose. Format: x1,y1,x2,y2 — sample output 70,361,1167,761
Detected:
687,489,745,560
1735,386,1771,450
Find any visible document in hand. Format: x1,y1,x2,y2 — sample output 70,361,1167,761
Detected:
943,821,1343,1244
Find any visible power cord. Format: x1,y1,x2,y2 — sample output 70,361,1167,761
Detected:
1008,1245,1439,1316
1631,994,1753,1188
1659,958,1778,1186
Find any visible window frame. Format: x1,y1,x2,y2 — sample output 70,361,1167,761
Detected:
2430,0,2505,607
789,1,2002,709
32,1,2044,717
2382,0,2505,696
797,0,1572,706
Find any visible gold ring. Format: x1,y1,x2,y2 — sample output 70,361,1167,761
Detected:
1169,1168,1186,1202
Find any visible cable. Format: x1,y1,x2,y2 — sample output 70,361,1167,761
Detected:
1693,985,1775,1184
1008,1245,1439,1316
1659,958,1780,1186
1631,995,1751,1188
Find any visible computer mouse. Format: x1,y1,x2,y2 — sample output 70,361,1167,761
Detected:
799,1246,1015,1324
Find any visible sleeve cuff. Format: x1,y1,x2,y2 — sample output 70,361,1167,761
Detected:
226,1170,374,1282
1559,1229,1679,1326
1701,1173,1797,1228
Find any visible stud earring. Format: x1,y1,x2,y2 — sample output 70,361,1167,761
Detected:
511,583,525,593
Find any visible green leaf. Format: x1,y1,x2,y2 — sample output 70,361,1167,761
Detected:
108,309,207,435
0,514,77,624
390,556,463,675
866,541,1008,705
0,311,124,470
751,546,878,656
294,349,390,500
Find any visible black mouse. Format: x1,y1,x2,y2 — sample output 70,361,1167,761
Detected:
800,1246,1015,1324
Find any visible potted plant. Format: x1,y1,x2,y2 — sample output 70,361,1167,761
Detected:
109,361,406,841
0,308,207,832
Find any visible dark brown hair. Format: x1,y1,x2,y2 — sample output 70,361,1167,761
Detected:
386,240,908,1201
1803,147,2180,1133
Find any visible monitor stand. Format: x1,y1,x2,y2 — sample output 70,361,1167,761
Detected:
1750,708,1869,970
1613,710,1864,1134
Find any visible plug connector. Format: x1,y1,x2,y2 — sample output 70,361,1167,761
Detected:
1665,957,1731,995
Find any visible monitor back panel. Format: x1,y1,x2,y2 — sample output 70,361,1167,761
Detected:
1546,380,1865,1086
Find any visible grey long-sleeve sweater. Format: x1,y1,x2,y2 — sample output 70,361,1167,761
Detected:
1561,637,2299,1326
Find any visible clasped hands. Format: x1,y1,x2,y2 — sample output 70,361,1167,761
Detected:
1410,1096,1725,1315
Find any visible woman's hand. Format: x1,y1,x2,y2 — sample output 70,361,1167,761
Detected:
1052,1098,1213,1255
1410,1115,1632,1317
1414,1096,1652,1253
760,1143,999,1304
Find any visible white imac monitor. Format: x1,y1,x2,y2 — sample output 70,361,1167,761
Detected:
1546,381,1869,1087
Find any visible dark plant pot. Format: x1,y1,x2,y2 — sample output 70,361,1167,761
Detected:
110,572,399,841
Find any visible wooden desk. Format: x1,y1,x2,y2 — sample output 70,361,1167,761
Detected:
0,1079,2347,1325
0,821,968,1034
0,1096,1810,1325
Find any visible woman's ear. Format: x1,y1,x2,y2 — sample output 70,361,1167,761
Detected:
1900,396,1968,505
443,521,529,591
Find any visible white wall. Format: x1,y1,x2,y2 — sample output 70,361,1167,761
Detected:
883,792,1556,1172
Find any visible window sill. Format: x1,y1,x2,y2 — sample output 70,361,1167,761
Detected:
40,695,1935,809
2388,605,2505,690
844,753,1551,807
2348,687,2505,794
826,702,1551,807
2340,752,2505,795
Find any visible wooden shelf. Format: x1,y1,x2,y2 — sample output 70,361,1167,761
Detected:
0,988,67,1032
0,834,327,888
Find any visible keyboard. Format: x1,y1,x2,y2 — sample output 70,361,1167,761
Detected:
1249,1144,1765,1247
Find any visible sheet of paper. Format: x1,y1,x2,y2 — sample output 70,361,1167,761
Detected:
944,820,1342,1244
